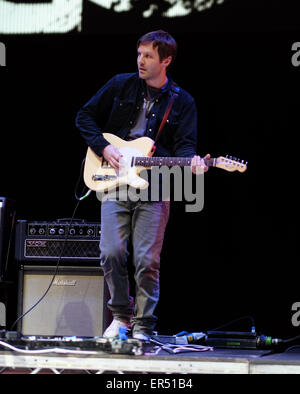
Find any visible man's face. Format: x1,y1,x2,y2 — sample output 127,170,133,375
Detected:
137,42,170,84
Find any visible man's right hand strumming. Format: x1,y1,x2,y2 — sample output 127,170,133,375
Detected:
102,144,123,169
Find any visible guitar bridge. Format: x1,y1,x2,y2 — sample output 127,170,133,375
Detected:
92,174,117,181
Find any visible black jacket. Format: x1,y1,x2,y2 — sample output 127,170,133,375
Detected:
75,72,197,158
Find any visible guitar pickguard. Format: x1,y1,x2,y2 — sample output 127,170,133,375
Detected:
117,146,149,189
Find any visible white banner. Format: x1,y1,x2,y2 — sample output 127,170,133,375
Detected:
0,0,82,34
0,0,226,34
89,0,225,17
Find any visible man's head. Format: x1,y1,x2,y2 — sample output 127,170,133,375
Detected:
137,30,177,87
137,30,177,67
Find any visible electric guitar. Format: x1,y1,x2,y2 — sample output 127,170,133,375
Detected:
84,133,247,192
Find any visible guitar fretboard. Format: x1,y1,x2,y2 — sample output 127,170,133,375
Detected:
134,157,215,167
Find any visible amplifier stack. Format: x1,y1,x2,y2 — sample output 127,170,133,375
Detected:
14,219,109,337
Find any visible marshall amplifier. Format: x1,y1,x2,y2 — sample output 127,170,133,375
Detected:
18,265,109,336
15,220,101,264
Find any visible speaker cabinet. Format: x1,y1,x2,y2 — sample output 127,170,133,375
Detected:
18,265,109,337
0,197,16,280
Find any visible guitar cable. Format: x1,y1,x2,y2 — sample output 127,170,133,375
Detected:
10,157,93,331
74,157,92,201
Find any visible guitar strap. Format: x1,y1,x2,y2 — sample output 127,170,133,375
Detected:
150,84,180,155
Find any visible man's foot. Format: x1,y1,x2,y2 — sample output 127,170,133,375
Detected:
132,332,151,341
103,318,131,338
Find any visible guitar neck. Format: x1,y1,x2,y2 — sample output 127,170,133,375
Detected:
133,156,216,167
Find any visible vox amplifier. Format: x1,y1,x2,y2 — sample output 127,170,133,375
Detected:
15,220,101,264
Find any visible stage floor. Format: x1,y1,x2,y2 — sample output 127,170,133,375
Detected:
1,344,300,374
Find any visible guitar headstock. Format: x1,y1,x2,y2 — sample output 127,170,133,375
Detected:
215,156,248,173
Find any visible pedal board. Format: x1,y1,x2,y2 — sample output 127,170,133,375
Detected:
0,331,144,356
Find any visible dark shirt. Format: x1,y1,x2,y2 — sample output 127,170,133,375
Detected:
126,83,164,141
75,72,198,159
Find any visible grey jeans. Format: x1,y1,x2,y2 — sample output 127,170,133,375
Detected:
100,199,170,334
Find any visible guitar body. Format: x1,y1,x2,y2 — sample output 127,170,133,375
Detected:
84,133,155,192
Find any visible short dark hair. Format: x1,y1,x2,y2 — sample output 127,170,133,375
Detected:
137,30,177,67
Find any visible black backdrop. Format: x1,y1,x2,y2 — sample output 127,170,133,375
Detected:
0,0,299,339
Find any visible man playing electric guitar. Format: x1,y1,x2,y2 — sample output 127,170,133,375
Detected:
76,30,210,340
